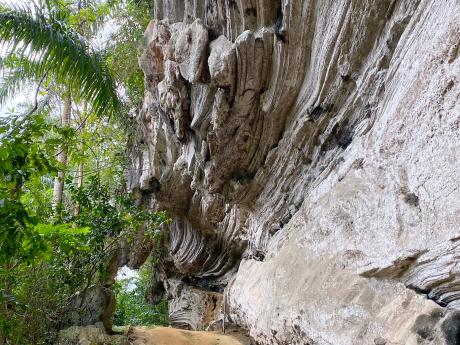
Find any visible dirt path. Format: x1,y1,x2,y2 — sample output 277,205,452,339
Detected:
128,327,249,345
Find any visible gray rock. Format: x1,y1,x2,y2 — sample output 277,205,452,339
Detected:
174,19,208,83
57,324,128,345
63,285,116,333
127,0,460,344
208,35,236,88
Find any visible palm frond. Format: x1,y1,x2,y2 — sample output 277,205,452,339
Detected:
0,68,30,106
0,54,43,106
0,2,120,117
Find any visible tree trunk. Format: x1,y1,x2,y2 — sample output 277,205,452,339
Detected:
74,161,84,216
74,102,87,217
52,93,71,212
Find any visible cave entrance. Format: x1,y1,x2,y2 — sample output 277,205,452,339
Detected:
111,260,169,330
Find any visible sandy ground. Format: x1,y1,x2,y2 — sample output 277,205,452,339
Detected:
128,327,249,345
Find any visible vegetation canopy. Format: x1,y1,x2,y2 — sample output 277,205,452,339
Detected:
0,1,169,344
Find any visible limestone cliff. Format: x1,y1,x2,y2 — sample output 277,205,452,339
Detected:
127,0,460,344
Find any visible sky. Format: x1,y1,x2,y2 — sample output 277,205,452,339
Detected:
0,0,40,115
116,265,140,292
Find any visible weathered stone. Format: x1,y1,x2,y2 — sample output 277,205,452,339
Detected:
174,19,208,83
208,35,236,87
158,60,189,141
57,324,128,345
63,285,115,333
62,252,120,333
127,0,460,344
165,279,222,330
362,240,460,310
139,20,171,89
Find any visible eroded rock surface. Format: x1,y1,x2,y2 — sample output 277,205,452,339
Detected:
57,324,128,345
128,0,460,344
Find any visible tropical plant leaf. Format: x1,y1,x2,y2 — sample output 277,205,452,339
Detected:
0,1,120,117
0,68,29,106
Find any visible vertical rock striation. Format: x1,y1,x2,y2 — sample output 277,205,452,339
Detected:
128,0,460,343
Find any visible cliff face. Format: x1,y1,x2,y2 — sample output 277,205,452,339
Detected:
127,0,460,343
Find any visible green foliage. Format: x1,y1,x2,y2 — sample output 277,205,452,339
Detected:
66,174,168,239
106,0,154,112
0,223,92,344
0,110,169,344
0,1,120,116
113,258,169,327
0,56,33,106
68,1,112,34
0,1,174,344
0,110,84,344
66,111,127,188
0,110,58,265
0,173,170,344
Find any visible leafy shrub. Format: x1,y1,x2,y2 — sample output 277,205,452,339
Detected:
112,258,169,327
0,171,169,344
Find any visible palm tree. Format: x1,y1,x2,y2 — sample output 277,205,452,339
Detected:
0,1,119,116
52,89,72,210
0,1,120,210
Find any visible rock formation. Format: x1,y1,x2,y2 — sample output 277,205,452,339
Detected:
127,0,460,343
58,324,128,345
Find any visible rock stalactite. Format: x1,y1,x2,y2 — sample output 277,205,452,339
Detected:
127,0,460,343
